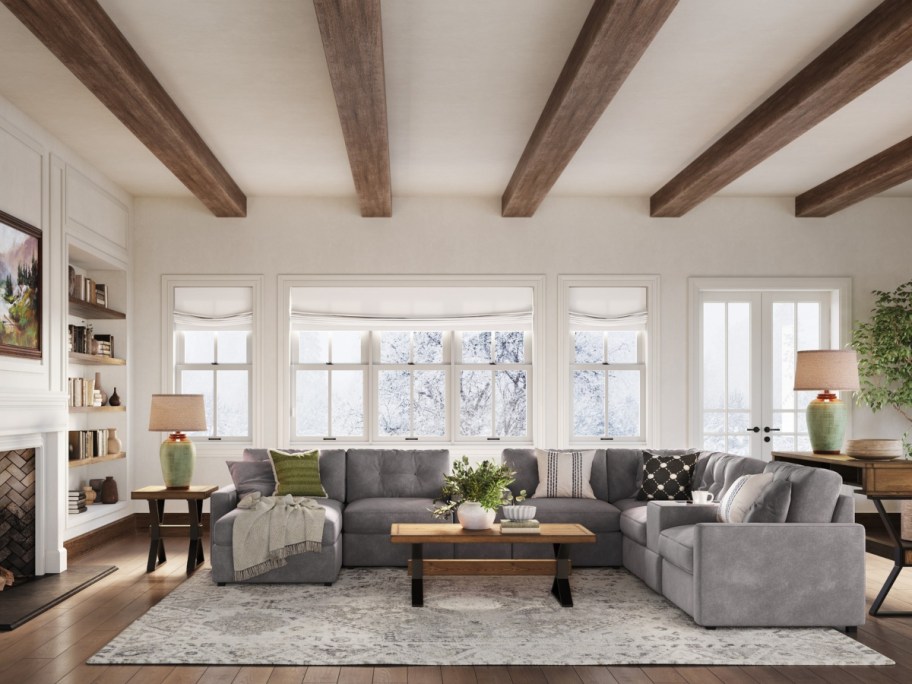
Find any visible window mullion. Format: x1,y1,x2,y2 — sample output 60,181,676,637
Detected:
212,368,219,438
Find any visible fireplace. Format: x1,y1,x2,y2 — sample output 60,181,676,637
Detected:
0,448,36,583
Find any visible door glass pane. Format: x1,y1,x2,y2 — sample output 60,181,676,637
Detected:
413,370,445,436
217,331,248,363
772,303,795,410
378,370,410,435
574,332,603,364
331,370,364,436
727,435,750,456
380,332,410,364
606,331,638,364
460,370,492,436
703,411,725,434
607,370,640,437
299,331,329,363
495,332,525,363
414,331,443,364
797,303,820,351
727,412,750,433
462,332,492,363
296,370,328,436
495,370,527,437
727,304,750,409
702,303,725,409
180,370,213,436
216,370,249,436
332,332,362,363
573,370,605,437
183,331,215,364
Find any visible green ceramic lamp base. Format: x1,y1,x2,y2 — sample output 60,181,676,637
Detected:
806,393,847,455
160,432,196,489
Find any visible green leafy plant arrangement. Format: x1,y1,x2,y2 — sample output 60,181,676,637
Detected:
851,280,912,456
432,456,516,519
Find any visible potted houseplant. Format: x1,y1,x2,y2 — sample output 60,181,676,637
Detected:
432,456,516,530
851,280,912,457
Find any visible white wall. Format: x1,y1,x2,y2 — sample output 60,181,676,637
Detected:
132,194,912,502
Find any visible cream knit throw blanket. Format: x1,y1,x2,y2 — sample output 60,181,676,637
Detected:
231,492,326,581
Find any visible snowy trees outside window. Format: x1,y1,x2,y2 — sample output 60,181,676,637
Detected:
176,330,251,439
458,331,529,438
571,330,643,442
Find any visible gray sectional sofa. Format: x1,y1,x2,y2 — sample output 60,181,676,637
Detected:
209,446,867,629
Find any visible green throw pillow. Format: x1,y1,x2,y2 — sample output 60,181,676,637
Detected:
268,449,327,497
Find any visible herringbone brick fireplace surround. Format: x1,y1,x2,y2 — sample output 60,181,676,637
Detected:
0,448,36,579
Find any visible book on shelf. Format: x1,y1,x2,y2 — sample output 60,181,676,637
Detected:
67,429,112,461
68,505,87,514
500,519,541,534
95,284,107,307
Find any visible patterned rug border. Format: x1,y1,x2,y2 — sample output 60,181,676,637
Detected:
89,568,893,667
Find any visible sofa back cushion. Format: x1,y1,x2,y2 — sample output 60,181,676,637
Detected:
242,448,346,501
502,448,608,501
697,451,766,499
346,449,449,502
762,461,842,522
606,448,697,502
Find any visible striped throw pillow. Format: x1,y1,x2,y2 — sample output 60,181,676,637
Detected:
269,449,327,497
531,449,596,499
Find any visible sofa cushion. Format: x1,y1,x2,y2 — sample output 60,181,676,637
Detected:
212,498,342,547
718,473,773,523
619,504,648,545
698,452,766,500
269,449,327,497
658,525,696,573
502,448,609,501
226,460,275,499
346,449,449,501
531,449,596,499
763,461,842,523
242,448,345,502
638,451,698,501
343,497,440,534
612,497,644,512
522,497,620,533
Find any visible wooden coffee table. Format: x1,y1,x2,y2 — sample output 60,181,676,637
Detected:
390,523,596,607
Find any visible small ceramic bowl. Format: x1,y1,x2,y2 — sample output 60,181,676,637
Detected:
502,505,536,520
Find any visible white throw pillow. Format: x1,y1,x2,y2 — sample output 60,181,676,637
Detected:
717,472,775,523
531,449,597,499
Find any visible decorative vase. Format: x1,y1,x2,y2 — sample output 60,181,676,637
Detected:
108,387,121,407
83,485,96,505
89,478,104,500
806,395,847,454
101,476,118,504
457,501,496,530
94,372,108,406
502,504,536,521
107,428,122,455
160,436,196,490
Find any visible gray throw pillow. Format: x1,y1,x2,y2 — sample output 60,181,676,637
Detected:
227,460,276,498
743,479,792,523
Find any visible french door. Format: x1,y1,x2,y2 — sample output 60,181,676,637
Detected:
695,289,834,460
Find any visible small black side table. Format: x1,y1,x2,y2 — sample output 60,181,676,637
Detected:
131,485,217,575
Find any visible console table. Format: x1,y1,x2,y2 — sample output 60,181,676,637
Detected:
772,451,912,617
131,485,217,575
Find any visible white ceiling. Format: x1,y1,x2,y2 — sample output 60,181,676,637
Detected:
1,0,910,203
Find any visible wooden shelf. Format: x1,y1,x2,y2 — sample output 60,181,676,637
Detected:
69,352,125,366
69,297,125,320
69,405,125,413
68,452,126,469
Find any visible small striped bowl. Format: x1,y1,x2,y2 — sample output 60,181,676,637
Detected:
502,505,536,521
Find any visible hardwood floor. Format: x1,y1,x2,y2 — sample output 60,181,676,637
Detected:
1,532,910,683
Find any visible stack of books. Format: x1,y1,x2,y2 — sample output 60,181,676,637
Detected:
68,490,87,515
500,519,541,534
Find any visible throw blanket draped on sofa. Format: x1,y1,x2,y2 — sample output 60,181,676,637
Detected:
232,492,326,581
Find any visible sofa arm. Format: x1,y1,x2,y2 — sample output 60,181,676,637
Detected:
646,501,718,551
693,522,866,627
211,485,238,527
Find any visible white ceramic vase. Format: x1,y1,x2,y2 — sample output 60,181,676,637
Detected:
457,501,496,530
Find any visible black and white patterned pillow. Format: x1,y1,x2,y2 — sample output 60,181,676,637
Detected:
637,451,698,501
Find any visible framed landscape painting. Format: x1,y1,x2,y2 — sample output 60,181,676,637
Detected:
0,209,41,360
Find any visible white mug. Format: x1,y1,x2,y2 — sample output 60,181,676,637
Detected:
692,490,715,505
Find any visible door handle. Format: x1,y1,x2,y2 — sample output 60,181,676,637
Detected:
746,427,760,433
763,427,780,433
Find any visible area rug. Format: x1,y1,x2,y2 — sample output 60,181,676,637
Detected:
88,568,891,666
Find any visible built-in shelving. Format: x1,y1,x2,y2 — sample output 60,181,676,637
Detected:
68,500,130,522
69,406,125,414
68,297,126,320
68,352,126,366
68,452,126,469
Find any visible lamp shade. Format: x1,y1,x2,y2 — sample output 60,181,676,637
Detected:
148,394,207,432
793,350,860,391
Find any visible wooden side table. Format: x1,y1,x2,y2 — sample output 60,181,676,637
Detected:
131,485,217,575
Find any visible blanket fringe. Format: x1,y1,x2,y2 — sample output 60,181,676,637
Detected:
233,541,324,581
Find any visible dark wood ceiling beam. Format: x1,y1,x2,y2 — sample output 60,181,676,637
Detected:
650,0,912,218
796,135,912,216
314,0,391,217
1,0,246,217
501,0,678,218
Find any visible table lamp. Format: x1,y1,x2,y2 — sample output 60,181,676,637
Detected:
148,394,207,489
793,350,860,454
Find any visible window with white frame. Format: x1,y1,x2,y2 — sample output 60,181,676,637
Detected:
562,280,656,445
288,283,537,443
171,286,254,441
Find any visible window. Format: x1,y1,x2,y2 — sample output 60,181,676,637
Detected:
560,277,658,446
